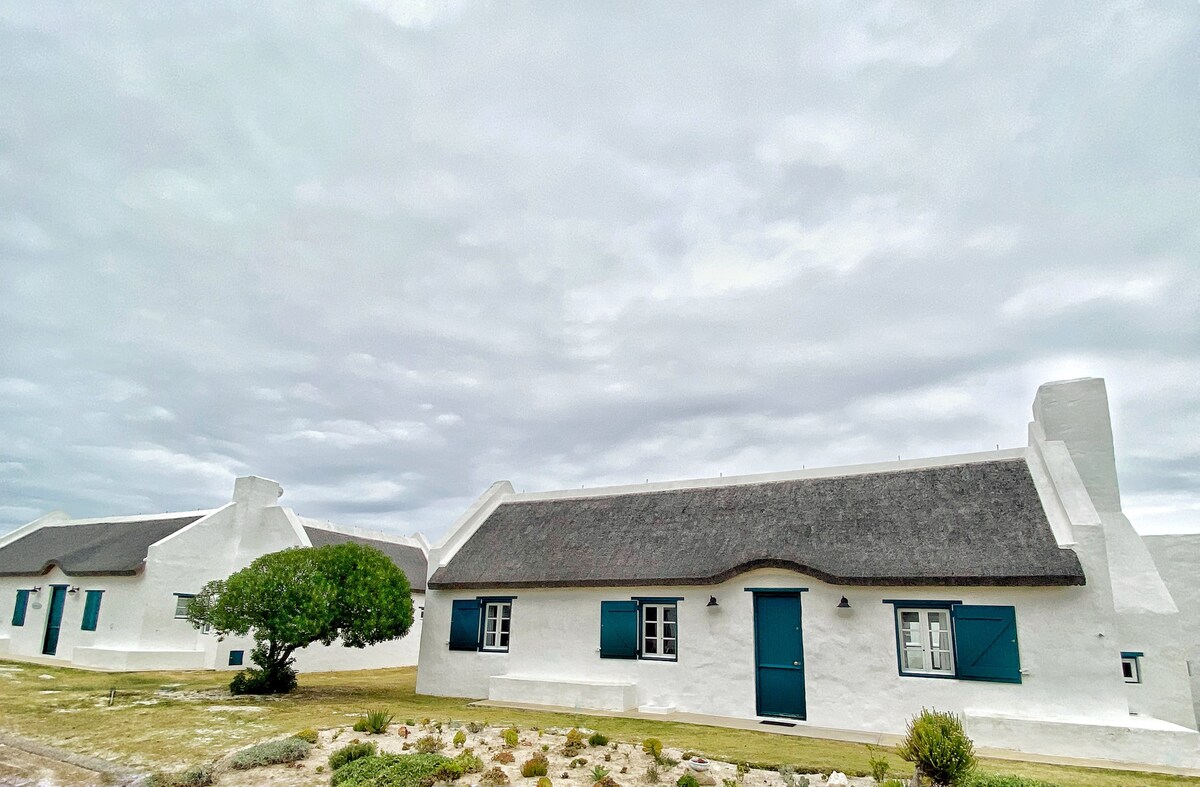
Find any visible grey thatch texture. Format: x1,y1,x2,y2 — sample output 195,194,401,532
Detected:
303,527,427,591
0,516,204,577
429,459,1085,589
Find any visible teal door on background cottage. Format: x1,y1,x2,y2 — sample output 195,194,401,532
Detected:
41,585,67,656
752,592,806,719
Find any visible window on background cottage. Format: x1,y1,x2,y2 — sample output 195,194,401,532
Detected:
12,589,31,627
1121,652,1142,683
481,601,511,651
896,608,954,676
81,590,103,631
174,594,195,619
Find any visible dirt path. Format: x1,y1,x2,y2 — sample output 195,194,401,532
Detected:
0,743,109,787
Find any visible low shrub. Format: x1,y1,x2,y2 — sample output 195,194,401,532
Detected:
595,778,620,787
331,753,449,787
642,739,663,760
354,719,370,733
676,774,699,787
481,766,511,787
295,728,319,745
229,664,297,695
522,754,550,777
589,733,609,747
329,741,378,771
538,778,553,787
143,765,214,787
467,721,485,734
415,735,444,754
961,776,1063,787
229,737,311,770
453,730,467,748
364,709,395,734
503,727,520,747
896,709,976,787
681,752,696,761
453,750,485,775
592,765,611,781
569,758,588,769
659,758,680,769
494,750,516,764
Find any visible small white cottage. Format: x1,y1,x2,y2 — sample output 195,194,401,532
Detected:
0,476,427,672
416,378,1200,771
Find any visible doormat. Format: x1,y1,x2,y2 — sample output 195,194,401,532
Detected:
759,720,796,728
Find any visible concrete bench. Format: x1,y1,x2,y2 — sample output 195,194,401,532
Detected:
488,674,637,711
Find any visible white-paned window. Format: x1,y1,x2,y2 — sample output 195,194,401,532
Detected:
897,608,954,676
481,601,511,651
641,603,678,660
174,594,195,619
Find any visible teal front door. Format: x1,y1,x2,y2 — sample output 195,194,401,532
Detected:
752,592,806,719
42,585,67,656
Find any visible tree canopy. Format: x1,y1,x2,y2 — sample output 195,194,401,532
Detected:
187,542,414,693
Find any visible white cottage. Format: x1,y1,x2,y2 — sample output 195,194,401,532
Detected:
0,475,427,672
416,378,1200,771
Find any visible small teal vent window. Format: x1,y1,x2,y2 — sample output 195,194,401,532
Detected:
81,590,104,631
228,650,244,666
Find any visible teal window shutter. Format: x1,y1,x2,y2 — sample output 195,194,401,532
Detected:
600,600,639,659
449,599,482,651
228,650,244,666
952,604,1021,683
81,590,104,631
12,590,29,627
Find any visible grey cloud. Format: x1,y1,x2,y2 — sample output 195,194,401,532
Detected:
1,0,1197,538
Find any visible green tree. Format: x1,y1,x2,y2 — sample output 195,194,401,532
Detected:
187,542,414,694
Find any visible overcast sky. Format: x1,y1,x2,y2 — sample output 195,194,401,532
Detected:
1,2,1197,541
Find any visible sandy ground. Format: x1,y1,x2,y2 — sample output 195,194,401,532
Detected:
214,722,876,787
0,744,108,787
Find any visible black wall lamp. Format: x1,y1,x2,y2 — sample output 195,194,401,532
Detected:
837,596,851,609
706,596,719,607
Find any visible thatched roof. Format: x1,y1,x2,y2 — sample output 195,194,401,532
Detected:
429,458,1084,589
0,515,204,577
304,527,427,591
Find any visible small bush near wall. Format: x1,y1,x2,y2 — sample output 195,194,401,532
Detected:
331,753,450,787
294,728,319,744
415,735,444,753
329,741,378,771
229,737,311,769
896,709,976,787
589,733,609,747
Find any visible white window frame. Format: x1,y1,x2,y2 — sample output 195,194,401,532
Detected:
640,603,678,661
174,594,194,620
896,607,955,676
1122,655,1141,684
481,601,511,652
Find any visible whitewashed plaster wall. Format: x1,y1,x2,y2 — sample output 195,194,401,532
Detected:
1031,378,1196,730
1144,533,1200,727
417,567,1127,728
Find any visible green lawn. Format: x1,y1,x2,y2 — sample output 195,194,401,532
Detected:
0,659,1195,787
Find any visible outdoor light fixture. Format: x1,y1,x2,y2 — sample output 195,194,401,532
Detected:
68,586,80,594
837,596,851,609
707,596,719,607
31,586,41,593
